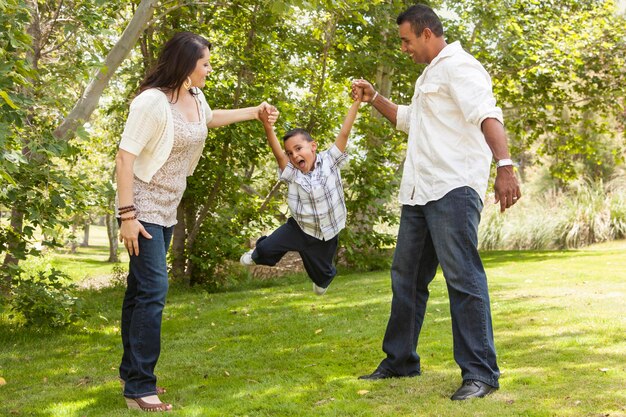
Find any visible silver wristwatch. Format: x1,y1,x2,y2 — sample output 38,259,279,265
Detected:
496,158,513,168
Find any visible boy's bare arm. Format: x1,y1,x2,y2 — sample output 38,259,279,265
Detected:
263,121,288,171
335,98,362,153
259,107,288,170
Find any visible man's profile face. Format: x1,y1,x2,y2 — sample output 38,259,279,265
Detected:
398,21,428,64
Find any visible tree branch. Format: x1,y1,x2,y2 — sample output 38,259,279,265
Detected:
306,15,337,132
39,0,65,49
54,0,159,141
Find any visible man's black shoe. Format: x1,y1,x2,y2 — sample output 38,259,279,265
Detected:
358,369,395,380
358,369,419,380
450,379,497,400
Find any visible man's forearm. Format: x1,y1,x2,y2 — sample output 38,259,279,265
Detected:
481,118,511,161
371,93,399,126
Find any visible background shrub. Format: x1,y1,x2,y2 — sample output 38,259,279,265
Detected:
10,266,85,328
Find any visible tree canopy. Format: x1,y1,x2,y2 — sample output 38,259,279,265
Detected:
1,0,625,292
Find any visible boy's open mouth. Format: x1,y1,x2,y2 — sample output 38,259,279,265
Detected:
298,160,306,169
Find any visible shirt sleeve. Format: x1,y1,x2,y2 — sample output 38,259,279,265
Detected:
327,144,349,169
446,60,503,128
118,93,164,156
396,104,411,134
279,162,297,183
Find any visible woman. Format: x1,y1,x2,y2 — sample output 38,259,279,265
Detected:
115,32,277,412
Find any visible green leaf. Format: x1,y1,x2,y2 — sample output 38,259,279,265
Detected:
0,90,18,109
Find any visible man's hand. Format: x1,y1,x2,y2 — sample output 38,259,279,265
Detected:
351,79,376,103
494,166,521,212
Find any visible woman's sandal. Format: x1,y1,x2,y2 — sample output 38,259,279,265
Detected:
120,378,166,395
125,396,173,412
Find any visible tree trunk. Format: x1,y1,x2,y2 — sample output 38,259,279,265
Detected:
54,0,159,140
106,213,119,263
183,199,196,281
171,202,187,282
70,221,78,253
80,223,90,247
1,208,23,295
4,1,41,274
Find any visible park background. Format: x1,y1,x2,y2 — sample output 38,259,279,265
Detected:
1,0,625,415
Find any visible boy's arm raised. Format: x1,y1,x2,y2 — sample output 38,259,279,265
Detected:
335,98,362,153
263,121,289,171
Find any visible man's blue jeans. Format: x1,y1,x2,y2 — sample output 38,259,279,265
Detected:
378,187,500,387
119,221,173,398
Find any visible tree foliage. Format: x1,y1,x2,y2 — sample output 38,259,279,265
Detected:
446,0,626,181
1,0,625,295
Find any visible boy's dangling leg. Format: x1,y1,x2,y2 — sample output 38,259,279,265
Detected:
299,235,338,295
250,218,306,267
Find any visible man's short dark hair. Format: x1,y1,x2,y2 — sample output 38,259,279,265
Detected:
397,4,444,37
283,128,313,143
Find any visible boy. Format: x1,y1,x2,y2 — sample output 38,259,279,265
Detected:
240,91,363,295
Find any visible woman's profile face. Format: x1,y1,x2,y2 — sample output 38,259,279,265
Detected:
189,47,212,88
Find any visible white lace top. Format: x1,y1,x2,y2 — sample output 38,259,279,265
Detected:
132,102,208,227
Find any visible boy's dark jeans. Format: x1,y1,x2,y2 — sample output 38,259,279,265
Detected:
253,217,338,289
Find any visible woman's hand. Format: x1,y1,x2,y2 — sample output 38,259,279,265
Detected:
256,102,279,125
119,219,152,256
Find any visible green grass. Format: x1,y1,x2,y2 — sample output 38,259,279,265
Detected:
21,225,128,287
1,241,625,416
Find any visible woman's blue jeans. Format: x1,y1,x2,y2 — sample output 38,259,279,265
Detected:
119,221,173,398
378,187,500,387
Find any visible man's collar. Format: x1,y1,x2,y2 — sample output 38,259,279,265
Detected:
429,41,462,67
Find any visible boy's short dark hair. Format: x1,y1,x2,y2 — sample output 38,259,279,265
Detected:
397,4,444,37
283,128,313,143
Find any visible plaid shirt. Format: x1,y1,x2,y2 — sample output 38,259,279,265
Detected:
280,144,348,240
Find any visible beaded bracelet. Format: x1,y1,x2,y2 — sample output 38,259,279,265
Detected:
118,204,135,211
118,207,136,215
120,215,138,222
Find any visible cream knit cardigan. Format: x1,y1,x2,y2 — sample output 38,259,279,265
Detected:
119,87,213,183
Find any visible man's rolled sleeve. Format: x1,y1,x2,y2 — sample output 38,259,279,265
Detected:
396,104,411,134
476,107,504,129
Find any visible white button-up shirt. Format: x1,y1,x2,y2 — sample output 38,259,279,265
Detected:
280,144,348,240
395,41,503,205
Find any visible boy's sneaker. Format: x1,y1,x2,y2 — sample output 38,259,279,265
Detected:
240,249,255,266
313,283,328,296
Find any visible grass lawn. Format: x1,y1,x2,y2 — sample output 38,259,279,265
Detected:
1,240,625,416
42,226,128,287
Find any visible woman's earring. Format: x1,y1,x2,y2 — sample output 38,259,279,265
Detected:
183,77,192,90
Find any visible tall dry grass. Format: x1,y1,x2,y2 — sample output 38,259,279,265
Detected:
479,172,626,250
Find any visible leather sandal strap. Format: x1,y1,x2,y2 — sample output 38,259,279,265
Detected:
127,397,172,412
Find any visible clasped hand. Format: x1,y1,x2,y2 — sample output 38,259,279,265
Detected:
257,102,279,125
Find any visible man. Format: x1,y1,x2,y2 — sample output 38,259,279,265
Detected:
352,4,521,401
